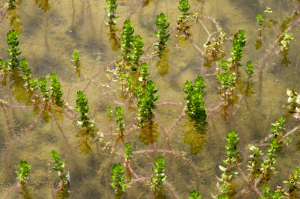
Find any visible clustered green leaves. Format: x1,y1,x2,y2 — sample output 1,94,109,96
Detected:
154,13,170,55
110,163,126,194
105,0,119,26
139,62,150,84
280,32,294,50
285,89,300,119
178,0,191,20
245,61,255,76
135,80,159,125
270,117,285,138
256,13,264,26
130,35,144,67
50,150,68,181
284,167,300,194
115,107,125,131
7,30,22,71
247,144,263,177
71,49,80,68
75,91,94,128
17,160,30,186
189,190,202,199
124,142,132,161
259,185,282,199
216,61,237,101
38,77,50,100
228,30,246,71
217,130,239,198
151,156,166,191
20,58,32,81
49,73,64,107
183,76,207,131
120,20,134,59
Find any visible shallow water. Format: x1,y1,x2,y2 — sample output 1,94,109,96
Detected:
1,0,300,198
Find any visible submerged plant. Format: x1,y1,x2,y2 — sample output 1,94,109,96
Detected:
49,73,64,107
228,30,246,74
154,13,170,55
244,61,255,84
256,13,264,26
124,142,132,162
17,160,30,186
7,29,22,71
115,107,125,141
110,163,126,194
75,91,94,128
189,190,202,199
50,150,68,190
178,0,190,20
135,80,159,125
131,35,144,67
105,0,119,27
151,156,166,191
71,49,80,67
280,32,294,50
183,76,207,131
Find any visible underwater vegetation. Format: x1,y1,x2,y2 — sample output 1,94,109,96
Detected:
1,0,300,198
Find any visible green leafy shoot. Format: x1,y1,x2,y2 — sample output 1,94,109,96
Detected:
6,29,22,71
115,107,125,131
178,0,191,20
258,184,283,199
110,163,126,194
151,156,166,191
139,62,150,84
222,130,239,166
105,0,119,26
50,150,68,181
183,76,207,131
256,13,264,26
71,49,80,68
280,32,294,50
17,160,30,186
154,13,170,55
38,77,50,100
120,20,134,59
135,80,159,126
247,144,263,175
124,142,132,162
130,35,144,67
20,58,32,81
228,30,246,73
75,91,94,128
49,73,64,107
189,190,202,199
245,61,254,76
283,167,300,193
270,117,285,138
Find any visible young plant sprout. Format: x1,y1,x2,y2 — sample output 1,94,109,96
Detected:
183,76,207,132
264,6,272,13
228,30,246,74
216,130,239,198
154,13,170,55
178,0,191,20
114,107,125,141
104,0,119,27
244,61,255,84
189,190,202,199
38,77,50,101
49,73,64,107
50,150,69,191
151,156,166,191
256,13,264,26
17,160,30,187
131,35,144,68
71,49,81,77
6,29,22,71
280,32,294,50
135,80,159,126
124,142,132,163
110,163,126,194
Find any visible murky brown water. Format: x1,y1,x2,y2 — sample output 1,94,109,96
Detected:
1,0,300,198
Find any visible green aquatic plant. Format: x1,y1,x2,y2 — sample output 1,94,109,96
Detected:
140,62,150,85
280,32,294,50
38,77,50,100
154,13,170,55
244,61,255,84
270,117,285,139
75,91,94,128
71,49,80,67
183,76,207,131
49,73,64,107
283,167,300,195
256,13,264,26
216,130,239,198
20,58,31,81
135,80,159,125
151,156,166,191
50,150,68,191
124,142,132,162
259,185,282,199
4,0,17,9
228,30,246,74
120,20,134,59
6,29,22,71
247,144,263,178
216,61,237,103
115,107,125,141
264,6,272,13
17,160,30,186
131,35,144,67
189,190,202,199
110,163,126,194
178,0,190,20
105,0,119,26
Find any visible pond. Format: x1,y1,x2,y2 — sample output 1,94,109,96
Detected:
1,0,300,198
